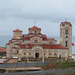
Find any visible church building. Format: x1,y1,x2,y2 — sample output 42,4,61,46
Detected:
6,21,72,59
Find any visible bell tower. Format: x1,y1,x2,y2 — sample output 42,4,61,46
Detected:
60,21,72,59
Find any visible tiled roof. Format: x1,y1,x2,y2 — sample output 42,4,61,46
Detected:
12,38,23,40
29,26,41,30
12,47,17,49
23,34,29,37
9,40,12,43
6,43,10,45
0,47,6,52
42,34,47,37
13,29,22,32
43,38,48,41
48,38,57,42
24,38,30,40
19,44,68,49
60,21,72,27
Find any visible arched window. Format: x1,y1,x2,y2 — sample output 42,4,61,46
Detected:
54,53,57,58
35,31,36,34
66,36,68,38
34,40,38,43
59,55,61,59
17,50,18,54
49,53,52,57
24,53,26,55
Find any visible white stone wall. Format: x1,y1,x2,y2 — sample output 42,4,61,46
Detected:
19,47,69,58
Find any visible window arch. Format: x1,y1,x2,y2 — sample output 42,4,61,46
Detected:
24,53,26,55
65,30,68,34
34,40,38,43
54,53,57,58
49,53,52,57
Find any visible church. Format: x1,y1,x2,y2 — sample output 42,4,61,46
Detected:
6,21,72,60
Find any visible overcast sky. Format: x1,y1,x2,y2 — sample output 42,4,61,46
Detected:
0,0,75,36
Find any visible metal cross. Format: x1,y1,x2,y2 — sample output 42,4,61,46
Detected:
17,26,18,29
65,18,67,21
34,21,36,26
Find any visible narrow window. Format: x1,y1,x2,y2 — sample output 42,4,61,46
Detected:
44,53,45,55
59,55,61,59
17,50,18,54
24,53,26,55
66,41,67,47
35,31,36,34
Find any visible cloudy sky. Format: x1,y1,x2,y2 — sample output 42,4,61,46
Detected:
0,0,75,36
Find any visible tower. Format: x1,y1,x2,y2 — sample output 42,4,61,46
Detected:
13,29,22,39
60,21,72,59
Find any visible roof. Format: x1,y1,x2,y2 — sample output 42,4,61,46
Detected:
0,47,6,52
48,38,57,42
60,21,72,27
13,29,22,32
19,44,69,49
6,43,10,45
29,26,41,30
23,34,29,37
12,47,17,49
24,38,30,40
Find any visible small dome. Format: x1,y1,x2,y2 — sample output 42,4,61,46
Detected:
29,26,41,30
60,21,72,27
13,29,22,32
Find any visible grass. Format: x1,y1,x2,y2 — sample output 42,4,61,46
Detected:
42,60,75,70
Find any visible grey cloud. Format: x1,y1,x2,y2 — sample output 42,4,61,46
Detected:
0,0,75,36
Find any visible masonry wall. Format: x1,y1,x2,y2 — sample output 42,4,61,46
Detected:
19,48,69,59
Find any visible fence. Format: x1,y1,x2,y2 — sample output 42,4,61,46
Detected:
0,62,49,68
0,69,75,75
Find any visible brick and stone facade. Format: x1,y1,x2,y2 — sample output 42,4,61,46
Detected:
6,21,72,59
60,21,72,59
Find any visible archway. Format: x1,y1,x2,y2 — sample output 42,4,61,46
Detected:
54,53,58,58
35,53,39,58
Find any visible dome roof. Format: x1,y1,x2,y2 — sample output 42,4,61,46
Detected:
29,26,41,30
60,21,72,27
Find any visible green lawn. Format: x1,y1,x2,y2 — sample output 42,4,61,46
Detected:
42,60,75,70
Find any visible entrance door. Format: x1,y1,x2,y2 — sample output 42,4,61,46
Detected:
35,53,39,58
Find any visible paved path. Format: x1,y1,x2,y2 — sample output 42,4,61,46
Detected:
0,67,41,71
